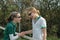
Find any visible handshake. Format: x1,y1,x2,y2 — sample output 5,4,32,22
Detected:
18,31,26,37
17,30,32,37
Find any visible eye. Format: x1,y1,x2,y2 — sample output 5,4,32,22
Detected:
16,16,21,18
28,13,31,16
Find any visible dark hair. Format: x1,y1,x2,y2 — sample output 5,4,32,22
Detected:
7,12,20,22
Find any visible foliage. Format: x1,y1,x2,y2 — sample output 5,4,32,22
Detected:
0,0,60,39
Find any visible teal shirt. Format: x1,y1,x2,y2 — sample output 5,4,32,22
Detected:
4,21,16,40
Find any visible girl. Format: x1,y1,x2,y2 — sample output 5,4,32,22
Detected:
22,7,47,40
4,12,23,40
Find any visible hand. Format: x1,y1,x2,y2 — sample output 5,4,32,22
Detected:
18,32,26,37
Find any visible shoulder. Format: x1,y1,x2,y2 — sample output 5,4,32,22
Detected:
40,17,46,22
6,23,13,28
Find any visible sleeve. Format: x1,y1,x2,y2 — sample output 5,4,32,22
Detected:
9,34,19,40
7,25,13,34
15,32,18,35
40,19,47,29
7,24,19,40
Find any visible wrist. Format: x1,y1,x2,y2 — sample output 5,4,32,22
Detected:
43,38,46,40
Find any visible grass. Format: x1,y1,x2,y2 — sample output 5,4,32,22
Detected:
47,35,60,40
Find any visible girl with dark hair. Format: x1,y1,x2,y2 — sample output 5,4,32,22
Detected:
4,12,23,40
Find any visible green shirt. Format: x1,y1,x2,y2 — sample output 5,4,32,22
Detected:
4,21,16,40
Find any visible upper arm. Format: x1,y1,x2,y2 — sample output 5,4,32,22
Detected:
42,28,47,33
40,18,47,35
7,24,13,34
42,28,47,40
40,19,47,29
41,19,47,37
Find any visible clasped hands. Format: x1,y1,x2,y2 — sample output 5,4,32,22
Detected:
18,31,26,37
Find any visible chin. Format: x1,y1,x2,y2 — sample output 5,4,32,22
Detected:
31,17,33,19
31,17,34,19
17,21,20,23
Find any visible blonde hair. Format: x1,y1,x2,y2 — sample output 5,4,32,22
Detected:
26,7,40,14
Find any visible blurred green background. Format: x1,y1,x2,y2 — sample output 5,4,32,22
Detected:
0,0,60,40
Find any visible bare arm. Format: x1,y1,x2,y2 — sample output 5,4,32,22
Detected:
21,30,32,35
42,28,47,40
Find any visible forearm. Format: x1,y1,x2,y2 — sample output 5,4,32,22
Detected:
43,32,47,40
24,30,32,34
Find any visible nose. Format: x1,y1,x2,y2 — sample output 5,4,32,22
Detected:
20,18,22,19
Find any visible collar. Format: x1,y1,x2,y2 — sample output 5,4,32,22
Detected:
10,21,16,26
35,16,41,20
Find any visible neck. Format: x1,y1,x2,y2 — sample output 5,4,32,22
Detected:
12,20,16,24
33,14,39,20
35,14,39,19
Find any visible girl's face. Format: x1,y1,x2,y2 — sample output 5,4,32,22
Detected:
14,13,21,23
28,11,37,19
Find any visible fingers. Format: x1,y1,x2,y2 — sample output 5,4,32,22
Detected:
18,32,26,37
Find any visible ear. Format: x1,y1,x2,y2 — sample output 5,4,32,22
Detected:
11,15,14,20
